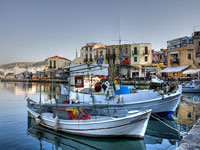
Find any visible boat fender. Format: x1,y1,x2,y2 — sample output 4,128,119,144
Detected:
117,95,123,104
54,115,59,131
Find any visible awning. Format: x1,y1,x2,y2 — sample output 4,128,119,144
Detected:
170,51,179,55
160,65,189,73
183,69,200,74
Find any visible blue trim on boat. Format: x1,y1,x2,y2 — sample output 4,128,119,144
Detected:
153,111,174,117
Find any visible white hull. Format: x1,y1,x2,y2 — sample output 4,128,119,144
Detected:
69,85,182,116
27,107,151,138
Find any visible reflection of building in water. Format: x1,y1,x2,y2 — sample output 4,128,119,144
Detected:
35,83,61,101
175,102,200,128
14,83,37,96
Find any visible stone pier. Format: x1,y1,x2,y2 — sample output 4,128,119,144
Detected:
176,118,200,150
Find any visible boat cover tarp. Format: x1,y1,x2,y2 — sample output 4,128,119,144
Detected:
182,69,200,74
160,65,189,73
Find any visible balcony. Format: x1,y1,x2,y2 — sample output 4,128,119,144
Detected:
95,55,104,60
170,59,179,64
132,51,138,55
143,50,149,55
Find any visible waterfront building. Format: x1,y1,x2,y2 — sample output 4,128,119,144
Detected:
167,36,193,50
46,56,71,71
161,33,200,79
152,49,167,77
80,43,105,64
94,46,106,64
130,43,152,78
105,44,132,78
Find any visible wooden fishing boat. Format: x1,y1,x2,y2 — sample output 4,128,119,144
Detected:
65,85,182,117
27,117,146,150
27,98,151,138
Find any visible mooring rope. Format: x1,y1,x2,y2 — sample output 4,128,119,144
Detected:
150,114,180,133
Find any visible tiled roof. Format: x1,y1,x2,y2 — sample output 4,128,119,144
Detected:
47,56,70,61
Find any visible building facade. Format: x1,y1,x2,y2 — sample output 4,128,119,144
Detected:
80,43,105,64
46,56,71,71
105,44,131,78
166,44,196,77
131,43,152,77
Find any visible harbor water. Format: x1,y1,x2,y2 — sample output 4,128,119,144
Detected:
0,82,199,150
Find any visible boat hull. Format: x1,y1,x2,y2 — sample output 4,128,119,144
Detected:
70,86,182,117
27,107,151,138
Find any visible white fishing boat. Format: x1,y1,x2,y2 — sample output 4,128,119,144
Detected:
66,84,182,117
27,117,146,150
60,64,182,117
27,98,151,138
182,80,200,93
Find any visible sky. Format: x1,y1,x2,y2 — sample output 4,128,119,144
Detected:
0,0,200,64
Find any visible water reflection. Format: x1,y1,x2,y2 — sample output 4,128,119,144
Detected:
145,116,180,149
27,117,146,150
174,93,200,133
0,82,199,150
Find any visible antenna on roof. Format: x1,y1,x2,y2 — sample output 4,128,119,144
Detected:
112,16,128,45
119,16,121,45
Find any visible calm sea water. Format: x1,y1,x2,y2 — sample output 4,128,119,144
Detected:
0,82,199,150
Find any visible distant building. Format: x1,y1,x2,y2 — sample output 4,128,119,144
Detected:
105,44,131,78
167,36,193,50
46,56,71,71
130,43,152,77
161,32,200,79
80,43,105,64
152,49,167,77
94,46,106,64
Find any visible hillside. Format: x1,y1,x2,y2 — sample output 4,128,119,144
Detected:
0,61,47,70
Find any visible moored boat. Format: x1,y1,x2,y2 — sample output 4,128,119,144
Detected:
27,98,151,138
182,80,200,93
66,84,182,117
27,117,146,150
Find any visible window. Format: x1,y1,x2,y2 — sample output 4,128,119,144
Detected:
188,53,192,60
50,60,52,68
54,60,56,68
107,48,110,54
134,47,137,54
145,56,148,62
126,47,128,54
112,48,115,54
134,57,137,62
145,47,148,54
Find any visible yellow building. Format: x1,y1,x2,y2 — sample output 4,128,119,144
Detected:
131,43,152,77
105,44,131,78
46,56,71,71
105,44,131,64
165,45,197,78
